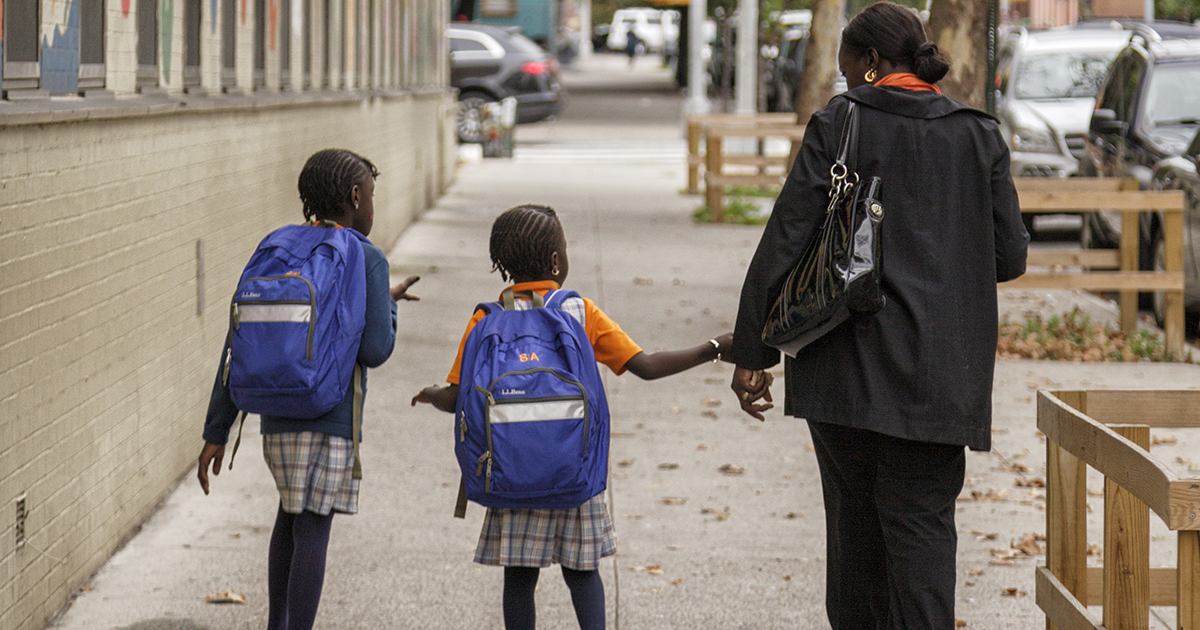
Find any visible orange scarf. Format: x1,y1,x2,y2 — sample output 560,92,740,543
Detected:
874,72,941,94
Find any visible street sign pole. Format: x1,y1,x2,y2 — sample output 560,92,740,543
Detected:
735,0,757,115
687,0,710,114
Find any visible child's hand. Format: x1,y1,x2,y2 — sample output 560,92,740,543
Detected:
391,275,421,301
731,366,774,421
412,384,459,413
197,442,226,495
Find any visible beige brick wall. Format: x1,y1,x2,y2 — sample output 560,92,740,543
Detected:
0,91,457,630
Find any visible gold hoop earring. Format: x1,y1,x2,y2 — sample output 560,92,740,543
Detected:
865,68,877,83
551,268,560,276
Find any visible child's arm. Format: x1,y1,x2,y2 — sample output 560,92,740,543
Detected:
622,332,733,380
412,384,459,413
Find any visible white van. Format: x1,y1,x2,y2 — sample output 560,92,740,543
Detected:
606,8,679,53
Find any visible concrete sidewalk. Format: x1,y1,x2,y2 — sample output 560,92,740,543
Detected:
49,55,1200,630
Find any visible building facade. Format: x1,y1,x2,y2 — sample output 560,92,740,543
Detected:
0,1,455,628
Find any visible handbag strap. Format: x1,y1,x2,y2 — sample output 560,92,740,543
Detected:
831,101,861,194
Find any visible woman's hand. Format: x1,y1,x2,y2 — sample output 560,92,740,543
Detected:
731,366,774,421
412,384,459,413
391,275,421,301
197,442,226,495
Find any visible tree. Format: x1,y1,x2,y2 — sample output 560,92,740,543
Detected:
926,0,990,109
789,0,845,165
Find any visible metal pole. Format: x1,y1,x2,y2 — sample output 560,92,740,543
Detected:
580,0,593,59
687,0,710,115
735,0,758,114
1144,0,1154,22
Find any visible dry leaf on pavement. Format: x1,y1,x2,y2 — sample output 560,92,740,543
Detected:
1014,477,1045,488
629,564,664,575
717,464,744,476
696,444,709,451
206,591,246,604
617,459,635,467
1015,533,1044,556
701,506,730,521
658,462,679,470
1152,434,1178,446
1001,588,1026,597
702,397,722,407
659,497,687,505
955,620,967,628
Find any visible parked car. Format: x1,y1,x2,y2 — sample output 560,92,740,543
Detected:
606,8,678,53
448,24,564,143
592,24,611,52
994,26,1132,179
1149,130,1200,325
1081,25,1200,323
765,28,808,112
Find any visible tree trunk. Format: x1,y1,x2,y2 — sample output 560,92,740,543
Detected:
789,0,845,167
926,0,990,109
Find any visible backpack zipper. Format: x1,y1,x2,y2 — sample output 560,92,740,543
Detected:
474,386,496,491
236,275,318,361
222,347,232,385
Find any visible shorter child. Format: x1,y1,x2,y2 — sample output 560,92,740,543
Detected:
412,204,732,630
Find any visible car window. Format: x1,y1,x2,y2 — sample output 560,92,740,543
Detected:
621,17,637,25
502,31,548,57
1013,51,1115,99
450,37,488,53
1113,56,1146,124
647,17,662,25
1140,63,1200,128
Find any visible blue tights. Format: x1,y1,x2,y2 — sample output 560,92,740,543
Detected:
267,505,334,630
503,566,605,630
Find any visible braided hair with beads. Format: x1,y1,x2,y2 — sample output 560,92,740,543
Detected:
297,149,379,222
489,204,565,282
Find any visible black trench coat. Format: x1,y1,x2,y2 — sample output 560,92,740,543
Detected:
730,85,1029,452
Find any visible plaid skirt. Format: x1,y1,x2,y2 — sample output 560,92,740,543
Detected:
262,431,359,516
474,493,617,571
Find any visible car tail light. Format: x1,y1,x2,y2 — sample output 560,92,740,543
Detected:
522,61,546,75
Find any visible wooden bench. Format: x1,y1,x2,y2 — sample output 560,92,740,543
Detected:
1038,389,1200,630
1003,177,1186,358
685,112,800,195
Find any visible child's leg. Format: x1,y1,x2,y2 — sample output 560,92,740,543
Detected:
267,505,295,630
561,567,605,630
503,566,541,630
285,510,335,630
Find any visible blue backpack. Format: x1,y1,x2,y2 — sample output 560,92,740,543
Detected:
454,288,610,514
223,223,368,419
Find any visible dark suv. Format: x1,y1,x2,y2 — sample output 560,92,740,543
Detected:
1080,25,1200,250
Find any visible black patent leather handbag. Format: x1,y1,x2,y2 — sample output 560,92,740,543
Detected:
761,101,885,357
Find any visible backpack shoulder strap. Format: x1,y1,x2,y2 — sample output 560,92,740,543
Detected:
543,289,581,309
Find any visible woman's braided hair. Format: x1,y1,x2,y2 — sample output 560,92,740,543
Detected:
842,1,951,84
297,149,379,221
489,204,565,282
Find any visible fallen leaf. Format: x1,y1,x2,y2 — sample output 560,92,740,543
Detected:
1087,545,1102,559
671,579,683,585
1087,488,1103,497
990,548,1020,560
782,574,792,581
967,568,984,576
633,277,653,286
700,410,718,419
80,585,95,592
702,397,722,408
228,533,241,539
959,489,1010,502
989,559,1016,567
704,377,723,385
611,432,636,438
965,580,976,587
1001,588,1026,597
785,512,804,519
696,444,709,451
1015,533,1043,556
1002,462,1030,473
1152,435,1178,446
658,462,680,470
701,506,730,521
206,591,246,604
618,459,636,468
629,564,663,575
1176,456,1191,465
1014,477,1045,488
717,464,744,476
955,619,968,628
970,531,998,541
667,545,685,551
659,497,687,506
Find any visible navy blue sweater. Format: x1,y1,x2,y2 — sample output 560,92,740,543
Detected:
203,239,397,444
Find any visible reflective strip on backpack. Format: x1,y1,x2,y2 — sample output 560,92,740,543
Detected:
489,399,585,424
237,303,312,323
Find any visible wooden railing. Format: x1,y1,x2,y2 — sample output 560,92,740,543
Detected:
685,112,799,195
1003,177,1186,358
1038,389,1200,630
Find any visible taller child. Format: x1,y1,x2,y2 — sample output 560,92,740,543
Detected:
198,149,420,630
413,204,733,630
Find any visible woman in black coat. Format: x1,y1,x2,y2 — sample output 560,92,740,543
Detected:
728,3,1029,628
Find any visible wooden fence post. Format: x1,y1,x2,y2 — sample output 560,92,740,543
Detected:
1163,210,1185,359
687,119,702,195
1180,528,1200,630
1045,391,1089,630
705,132,725,222
1104,424,1151,630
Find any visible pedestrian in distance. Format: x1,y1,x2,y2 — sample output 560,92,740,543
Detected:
198,148,421,630
728,3,1029,629
625,28,642,69
412,204,733,630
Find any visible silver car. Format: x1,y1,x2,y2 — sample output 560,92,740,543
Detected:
995,26,1133,180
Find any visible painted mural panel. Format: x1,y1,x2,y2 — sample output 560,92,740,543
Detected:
1,0,5,84
161,0,174,81
42,0,81,94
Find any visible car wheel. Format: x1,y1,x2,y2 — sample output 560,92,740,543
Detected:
456,91,496,143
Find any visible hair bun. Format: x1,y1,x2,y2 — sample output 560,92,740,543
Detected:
915,42,938,59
